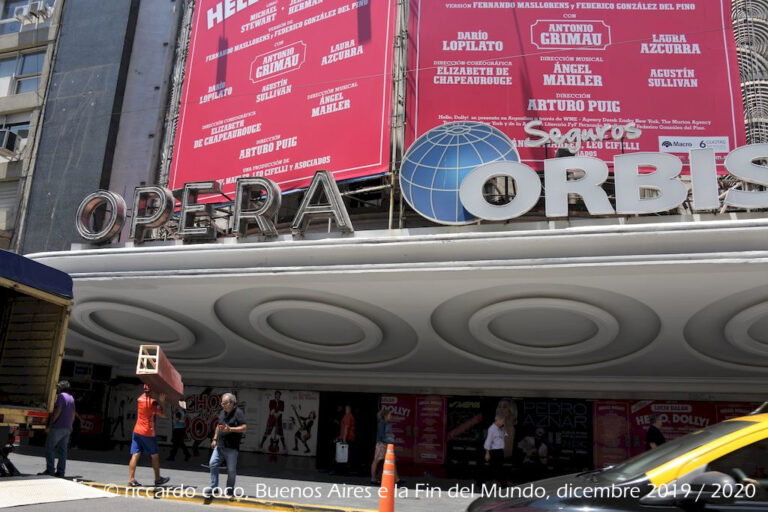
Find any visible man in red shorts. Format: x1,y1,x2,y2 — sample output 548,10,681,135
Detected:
128,384,170,486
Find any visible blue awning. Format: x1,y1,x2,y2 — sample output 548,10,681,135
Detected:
0,249,73,299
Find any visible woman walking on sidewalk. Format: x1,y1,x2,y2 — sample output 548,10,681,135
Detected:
370,408,398,484
167,406,190,462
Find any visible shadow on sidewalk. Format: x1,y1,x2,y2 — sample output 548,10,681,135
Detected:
17,444,469,490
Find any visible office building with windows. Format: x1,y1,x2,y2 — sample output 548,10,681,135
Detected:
0,0,55,249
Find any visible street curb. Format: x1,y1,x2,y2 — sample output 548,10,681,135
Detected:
79,481,378,512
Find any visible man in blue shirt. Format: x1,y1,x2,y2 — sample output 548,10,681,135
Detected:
39,381,76,477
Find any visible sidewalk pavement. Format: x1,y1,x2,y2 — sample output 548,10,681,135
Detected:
5,495,254,512
10,449,478,512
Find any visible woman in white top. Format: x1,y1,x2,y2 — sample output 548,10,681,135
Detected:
484,414,506,485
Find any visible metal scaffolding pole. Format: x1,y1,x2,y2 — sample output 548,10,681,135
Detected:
732,0,768,144
389,0,409,231
158,0,196,187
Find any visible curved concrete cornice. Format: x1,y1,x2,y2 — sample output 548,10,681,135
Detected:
29,216,768,398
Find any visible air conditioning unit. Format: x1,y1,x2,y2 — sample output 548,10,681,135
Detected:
13,5,30,22
14,2,50,24
28,1,51,21
0,130,19,158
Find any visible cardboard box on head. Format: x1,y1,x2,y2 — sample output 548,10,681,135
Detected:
136,345,184,405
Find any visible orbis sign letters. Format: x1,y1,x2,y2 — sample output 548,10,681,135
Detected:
399,122,767,225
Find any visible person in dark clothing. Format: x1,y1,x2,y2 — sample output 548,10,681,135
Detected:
207,393,247,497
519,427,548,480
167,406,190,461
110,400,126,438
646,415,666,450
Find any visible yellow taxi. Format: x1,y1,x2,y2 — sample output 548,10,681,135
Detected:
469,405,768,512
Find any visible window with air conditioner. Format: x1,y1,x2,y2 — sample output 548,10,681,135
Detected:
0,112,31,160
0,0,54,35
0,50,44,97
0,1,24,35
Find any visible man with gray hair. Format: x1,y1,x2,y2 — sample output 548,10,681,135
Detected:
484,413,507,485
207,393,247,498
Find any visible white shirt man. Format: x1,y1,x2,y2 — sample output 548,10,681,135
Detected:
484,415,507,485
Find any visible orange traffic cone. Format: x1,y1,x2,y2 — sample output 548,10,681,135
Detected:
378,444,396,512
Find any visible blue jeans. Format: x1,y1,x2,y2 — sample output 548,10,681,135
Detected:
209,446,238,494
45,428,71,475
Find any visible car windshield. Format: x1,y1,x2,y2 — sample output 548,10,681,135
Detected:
598,420,756,483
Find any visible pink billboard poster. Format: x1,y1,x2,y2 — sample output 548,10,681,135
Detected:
380,394,416,462
628,400,718,456
170,0,395,197
714,402,760,422
593,400,630,469
414,396,446,464
78,413,104,436
407,1,745,167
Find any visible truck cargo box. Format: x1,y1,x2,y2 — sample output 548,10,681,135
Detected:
0,250,72,427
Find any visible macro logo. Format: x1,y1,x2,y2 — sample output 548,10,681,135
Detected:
399,122,520,224
660,136,730,154
661,140,693,149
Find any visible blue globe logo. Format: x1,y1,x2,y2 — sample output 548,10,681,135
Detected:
400,122,520,224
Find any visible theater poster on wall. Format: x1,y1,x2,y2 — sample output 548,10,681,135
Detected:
715,402,760,422
626,400,759,457
593,400,631,469
380,394,416,462
414,396,447,464
407,1,745,167
253,389,320,456
517,399,593,475
170,0,395,198
629,401,718,456
446,396,485,469
594,400,760,465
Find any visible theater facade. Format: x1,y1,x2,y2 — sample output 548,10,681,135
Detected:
10,0,768,474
